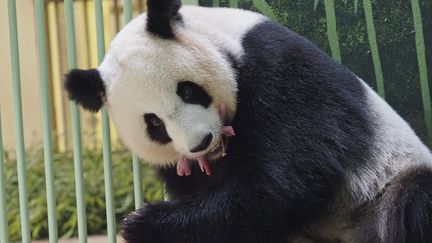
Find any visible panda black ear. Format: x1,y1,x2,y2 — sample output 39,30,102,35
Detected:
146,0,182,38
64,69,106,113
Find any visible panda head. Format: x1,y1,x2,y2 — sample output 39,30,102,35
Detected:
64,0,239,166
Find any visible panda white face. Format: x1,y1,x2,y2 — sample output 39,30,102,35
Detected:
64,1,264,166
98,14,240,166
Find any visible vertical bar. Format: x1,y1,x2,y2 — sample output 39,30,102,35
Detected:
228,0,238,8
252,0,277,22
0,111,8,243
354,0,359,14
324,0,342,63
64,1,88,243
47,2,67,152
131,154,143,208
132,155,142,209
124,0,133,24
35,2,58,242
363,0,385,98
314,0,319,11
124,0,144,209
6,1,31,242
95,1,117,243
411,0,432,146
212,0,220,7
183,0,199,5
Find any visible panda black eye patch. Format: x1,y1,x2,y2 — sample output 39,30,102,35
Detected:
144,113,172,145
176,81,212,108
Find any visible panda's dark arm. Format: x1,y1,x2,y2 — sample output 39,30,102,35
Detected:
121,174,290,243
121,159,343,243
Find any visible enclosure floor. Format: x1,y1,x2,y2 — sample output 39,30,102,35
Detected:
34,235,124,243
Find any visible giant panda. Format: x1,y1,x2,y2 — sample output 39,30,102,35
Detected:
64,0,432,242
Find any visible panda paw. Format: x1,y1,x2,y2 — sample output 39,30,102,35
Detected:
121,204,166,243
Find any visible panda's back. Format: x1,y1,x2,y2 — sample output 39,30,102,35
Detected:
198,9,432,205
226,12,432,242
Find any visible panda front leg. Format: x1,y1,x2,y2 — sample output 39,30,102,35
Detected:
121,177,289,243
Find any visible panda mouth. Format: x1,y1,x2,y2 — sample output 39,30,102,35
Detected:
176,133,232,176
176,104,235,176
204,135,229,161
204,103,234,161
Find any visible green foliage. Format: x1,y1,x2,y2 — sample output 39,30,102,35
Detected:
4,148,163,242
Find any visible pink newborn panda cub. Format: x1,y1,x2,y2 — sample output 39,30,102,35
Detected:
176,104,235,176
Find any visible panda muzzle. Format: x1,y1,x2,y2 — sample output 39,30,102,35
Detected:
176,104,235,177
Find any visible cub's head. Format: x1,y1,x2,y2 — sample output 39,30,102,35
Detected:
64,0,240,166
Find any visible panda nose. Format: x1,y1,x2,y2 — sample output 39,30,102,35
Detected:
190,133,213,153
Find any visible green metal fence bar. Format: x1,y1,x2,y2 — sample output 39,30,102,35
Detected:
124,0,144,210
323,0,342,63
229,0,238,8
184,0,199,5
411,0,432,146
6,1,31,242
354,0,359,14
0,111,8,243
35,2,59,242
363,0,385,98
64,1,88,243
132,155,142,209
314,0,320,11
124,0,133,23
94,1,117,243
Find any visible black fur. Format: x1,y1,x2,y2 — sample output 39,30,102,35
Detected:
64,69,105,112
378,165,432,243
176,81,213,108
121,20,377,243
146,0,182,38
144,113,172,145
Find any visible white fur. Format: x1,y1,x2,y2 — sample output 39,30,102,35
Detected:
179,6,266,60
98,6,265,165
346,78,432,203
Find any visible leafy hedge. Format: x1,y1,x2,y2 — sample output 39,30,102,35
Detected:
4,148,163,242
